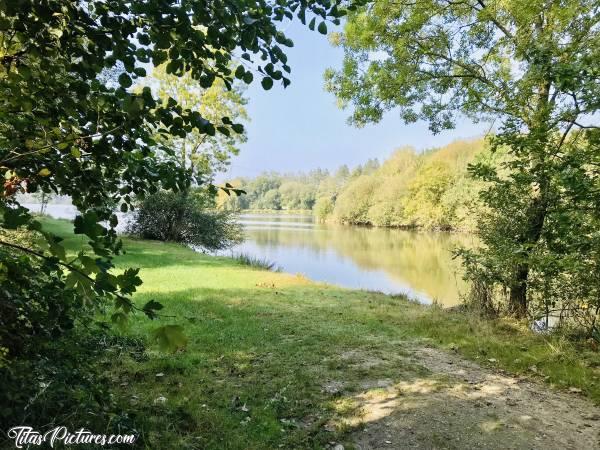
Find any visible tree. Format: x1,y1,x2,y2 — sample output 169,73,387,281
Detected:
335,164,351,179
148,64,249,182
0,0,347,356
128,190,243,250
314,196,334,221
326,0,600,317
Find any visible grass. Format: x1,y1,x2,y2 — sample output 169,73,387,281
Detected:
41,218,600,449
232,252,280,271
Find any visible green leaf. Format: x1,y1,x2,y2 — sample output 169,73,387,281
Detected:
2,206,30,229
298,7,306,24
242,71,254,84
73,212,104,238
65,271,94,302
318,21,328,35
234,65,245,79
261,77,274,90
116,267,142,295
138,33,151,46
118,73,132,88
79,255,100,274
217,126,231,137
111,311,129,330
48,239,66,261
142,299,164,319
109,214,119,229
151,325,188,352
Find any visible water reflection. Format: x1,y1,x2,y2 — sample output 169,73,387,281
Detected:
26,205,472,306
231,214,475,306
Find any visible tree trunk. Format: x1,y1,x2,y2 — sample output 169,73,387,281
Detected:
509,265,529,317
508,188,548,318
506,38,552,317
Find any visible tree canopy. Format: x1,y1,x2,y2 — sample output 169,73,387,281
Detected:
147,64,249,182
0,0,348,354
326,0,600,319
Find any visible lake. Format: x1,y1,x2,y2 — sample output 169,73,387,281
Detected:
25,204,473,306
228,213,474,306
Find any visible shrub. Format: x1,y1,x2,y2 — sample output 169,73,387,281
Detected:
0,331,143,442
0,229,90,362
128,190,243,251
233,253,279,271
0,230,133,438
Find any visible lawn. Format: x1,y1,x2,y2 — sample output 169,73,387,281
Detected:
42,218,600,449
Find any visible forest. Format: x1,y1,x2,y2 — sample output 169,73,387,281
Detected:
220,138,491,231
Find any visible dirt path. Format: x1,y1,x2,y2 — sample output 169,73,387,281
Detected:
341,345,600,450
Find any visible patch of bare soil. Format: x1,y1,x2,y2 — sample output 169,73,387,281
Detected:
343,345,600,449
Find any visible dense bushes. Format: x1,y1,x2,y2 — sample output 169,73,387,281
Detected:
0,229,90,362
0,228,130,437
461,134,600,338
128,190,243,251
0,331,144,442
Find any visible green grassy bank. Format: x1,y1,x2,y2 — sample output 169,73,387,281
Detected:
43,218,600,449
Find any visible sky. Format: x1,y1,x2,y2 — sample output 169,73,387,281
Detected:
221,22,487,180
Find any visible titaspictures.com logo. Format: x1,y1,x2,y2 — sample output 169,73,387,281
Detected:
6,426,137,448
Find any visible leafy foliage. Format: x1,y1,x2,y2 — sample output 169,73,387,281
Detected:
218,163,374,212
128,190,243,251
145,64,249,181
0,0,349,432
0,229,83,360
0,0,348,359
326,0,600,322
0,331,145,441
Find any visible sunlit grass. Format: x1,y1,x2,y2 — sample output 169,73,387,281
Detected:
42,218,600,449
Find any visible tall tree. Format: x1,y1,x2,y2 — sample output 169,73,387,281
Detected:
0,0,346,353
149,64,249,182
326,0,600,317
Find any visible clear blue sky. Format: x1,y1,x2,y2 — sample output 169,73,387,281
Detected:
223,22,487,179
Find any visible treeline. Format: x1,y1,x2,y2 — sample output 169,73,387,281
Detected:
220,138,497,231
218,158,380,211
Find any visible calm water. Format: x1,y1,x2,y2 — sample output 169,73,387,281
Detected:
229,213,475,306
27,204,473,306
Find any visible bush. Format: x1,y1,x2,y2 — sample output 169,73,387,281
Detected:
0,331,143,442
128,190,243,251
233,253,279,271
0,230,134,438
0,229,90,362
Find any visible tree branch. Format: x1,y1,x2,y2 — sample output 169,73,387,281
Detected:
0,238,180,319
1,124,125,165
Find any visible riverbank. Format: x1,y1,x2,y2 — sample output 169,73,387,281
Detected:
44,218,600,448
234,208,470,232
